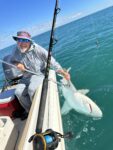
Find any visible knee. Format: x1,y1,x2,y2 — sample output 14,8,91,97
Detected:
28,86,36,99
15,88,22,98
28,83,40,100
15,84,26,97
15,85,25,98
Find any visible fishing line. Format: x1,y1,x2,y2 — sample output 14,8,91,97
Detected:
0,58,67,87
0,59,40,76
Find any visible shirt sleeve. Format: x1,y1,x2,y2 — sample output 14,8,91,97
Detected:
34,43,62,71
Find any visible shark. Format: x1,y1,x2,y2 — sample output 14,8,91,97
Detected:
60,75,103,118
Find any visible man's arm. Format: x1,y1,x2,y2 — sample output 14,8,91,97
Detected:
35,43,70,80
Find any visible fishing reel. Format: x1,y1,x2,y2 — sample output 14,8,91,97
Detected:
29,129,73,150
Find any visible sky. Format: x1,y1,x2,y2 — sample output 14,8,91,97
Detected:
0,0,113,49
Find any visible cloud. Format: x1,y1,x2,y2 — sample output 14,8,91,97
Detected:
27,12,83,36
57,12,82,26
0,12,83,49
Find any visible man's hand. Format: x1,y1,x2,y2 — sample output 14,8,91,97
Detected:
57,69,70,80
16,63,25,71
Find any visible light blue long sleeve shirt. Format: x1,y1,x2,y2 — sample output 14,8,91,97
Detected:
11,42,62,77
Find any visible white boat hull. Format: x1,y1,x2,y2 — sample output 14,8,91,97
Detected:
0,70,65,150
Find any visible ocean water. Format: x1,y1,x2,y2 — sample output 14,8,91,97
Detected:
1,6,113,150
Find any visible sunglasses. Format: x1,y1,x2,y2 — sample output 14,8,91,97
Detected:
17,38,30,43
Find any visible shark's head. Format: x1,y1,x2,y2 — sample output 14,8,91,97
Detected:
61,78,68,85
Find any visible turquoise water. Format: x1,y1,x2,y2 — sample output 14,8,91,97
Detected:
1,6,113,150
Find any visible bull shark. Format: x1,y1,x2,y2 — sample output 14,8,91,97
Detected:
59,71,103,118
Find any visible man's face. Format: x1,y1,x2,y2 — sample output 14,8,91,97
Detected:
17,38,31,53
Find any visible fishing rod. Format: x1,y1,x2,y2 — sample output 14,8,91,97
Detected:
0,59,39,76
29,0,73,149
35,0,59,134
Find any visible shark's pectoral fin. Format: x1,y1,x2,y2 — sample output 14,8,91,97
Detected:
78,89,90,95
61,101,72,115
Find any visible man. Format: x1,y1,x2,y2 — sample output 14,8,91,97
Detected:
11,31,70,119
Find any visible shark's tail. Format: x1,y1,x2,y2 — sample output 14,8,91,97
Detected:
67,67,71,72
